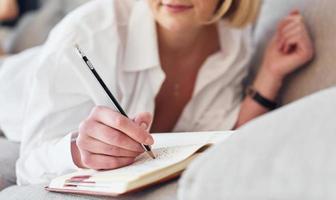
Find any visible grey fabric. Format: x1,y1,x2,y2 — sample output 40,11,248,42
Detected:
3,1,62,54
62,0,92,14
179,86,336,199
0,180,178,200
3,0,90,54
0,137,19,191
252,0,336,104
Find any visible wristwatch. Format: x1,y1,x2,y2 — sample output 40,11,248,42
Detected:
246,86,277,110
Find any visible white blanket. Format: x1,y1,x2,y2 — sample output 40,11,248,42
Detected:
179,87,336,199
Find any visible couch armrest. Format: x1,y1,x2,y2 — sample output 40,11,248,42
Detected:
251,0,336,105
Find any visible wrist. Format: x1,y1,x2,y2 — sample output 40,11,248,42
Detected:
246,86,278,110
253,67,284,101
70,132,85,168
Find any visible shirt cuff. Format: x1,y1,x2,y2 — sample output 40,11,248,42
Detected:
50,133,80,173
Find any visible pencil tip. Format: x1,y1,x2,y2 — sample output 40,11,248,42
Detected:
148,151,156,159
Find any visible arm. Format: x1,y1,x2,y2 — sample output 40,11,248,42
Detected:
17,43,154,186
15,1,156,184
235,10,314,129
17,49,154,185
16,43,93,184
16,29,154,186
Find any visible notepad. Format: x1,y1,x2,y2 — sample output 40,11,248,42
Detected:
46,131,233,197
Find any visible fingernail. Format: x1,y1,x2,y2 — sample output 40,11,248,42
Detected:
145,136,154,145
140,122,148,130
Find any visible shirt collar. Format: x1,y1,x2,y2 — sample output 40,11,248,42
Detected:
123,1,247,73
123,1,160,72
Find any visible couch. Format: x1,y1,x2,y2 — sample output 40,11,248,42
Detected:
179,86,336,199
2,0,89,54
0,0,335,199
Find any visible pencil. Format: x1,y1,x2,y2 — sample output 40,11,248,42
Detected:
74,44,155,159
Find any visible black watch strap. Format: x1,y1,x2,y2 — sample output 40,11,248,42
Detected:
246,87,277,110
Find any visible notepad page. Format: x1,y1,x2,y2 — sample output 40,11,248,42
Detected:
152,131,233,148
70,131,233,182
49,131,233,190
75,144,203,183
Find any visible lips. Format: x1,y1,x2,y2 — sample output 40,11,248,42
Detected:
160,2,193,13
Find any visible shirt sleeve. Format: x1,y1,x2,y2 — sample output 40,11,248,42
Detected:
191,27,253,132
15,26,94,186
15,0,124,185
225,27,254,130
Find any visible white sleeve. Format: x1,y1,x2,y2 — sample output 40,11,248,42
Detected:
16,32,94,185
0,47,41,142
15,0,126,185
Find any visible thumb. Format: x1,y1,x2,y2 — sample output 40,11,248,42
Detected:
133,112,153,131
290,9,300,15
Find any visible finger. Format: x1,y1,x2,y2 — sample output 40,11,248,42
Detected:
283,27,311,48
274,32,284,51
80,119,144,152
283,34,306,53
277,31,292,53
77,134,142,157
281,21,301,35
284,28,311,50
287,34,313,56
133,112,153,131
81,150,135,170
277,20,295,49
277,13,303,33
283,35,299,53
279,20,304,38
277,18,291,33
90,106,154,145
277,16,296,30
282,26,301,42
290,9,300,15
284,42,296,54
279,25,307,53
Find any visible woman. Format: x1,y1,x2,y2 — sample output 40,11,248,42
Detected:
3,0,313,185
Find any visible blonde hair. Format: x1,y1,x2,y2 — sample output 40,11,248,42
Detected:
209,0,261,28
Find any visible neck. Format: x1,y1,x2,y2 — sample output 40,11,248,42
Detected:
157,24,219,59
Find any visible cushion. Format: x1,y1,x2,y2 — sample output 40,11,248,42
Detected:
0,137,19,191
252,0,336,104
3,0,90,54
0,180,178,200
3,0,62,54
178,86,336,199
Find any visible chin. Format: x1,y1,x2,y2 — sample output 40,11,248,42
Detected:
158,18,194,32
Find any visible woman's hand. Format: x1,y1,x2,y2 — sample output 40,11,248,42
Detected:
235,10,314,128
262,10,314,80
72,106,154,170
253,10,314,100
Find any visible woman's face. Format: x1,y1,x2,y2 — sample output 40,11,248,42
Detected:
147,0,220,31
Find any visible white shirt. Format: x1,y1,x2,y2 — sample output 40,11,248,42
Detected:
0,0,253,185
